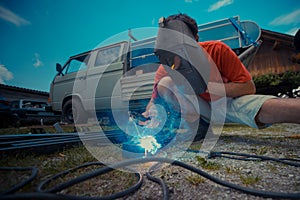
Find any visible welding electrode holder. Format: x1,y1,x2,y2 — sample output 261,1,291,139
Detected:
155,18,211,95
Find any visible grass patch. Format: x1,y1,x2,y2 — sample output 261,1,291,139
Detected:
255,146,269,155
189,142,202,151
0,126,75,135
0,124,121,135
185,174,205,186
265,163,278,173
1,146,96,191
0,145,138,196
225,166,241,174
195,156,221,170
240,174,261,186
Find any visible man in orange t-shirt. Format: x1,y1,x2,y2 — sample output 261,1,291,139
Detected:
143,14,300,139
152,40,253,102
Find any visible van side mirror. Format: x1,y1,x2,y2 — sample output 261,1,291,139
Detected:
56,63,63,75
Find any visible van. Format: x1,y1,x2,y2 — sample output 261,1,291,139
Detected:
50,38,159,124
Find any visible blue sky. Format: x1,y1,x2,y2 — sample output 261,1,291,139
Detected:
0,0,299,92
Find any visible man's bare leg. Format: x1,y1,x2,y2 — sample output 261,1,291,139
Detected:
256,98,300,124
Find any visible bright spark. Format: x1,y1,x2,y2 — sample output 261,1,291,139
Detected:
139,136,161,155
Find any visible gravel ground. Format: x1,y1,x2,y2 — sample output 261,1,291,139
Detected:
123,123,300,200
0,123,299,200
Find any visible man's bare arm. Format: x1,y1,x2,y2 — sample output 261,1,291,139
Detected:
206,80,256,97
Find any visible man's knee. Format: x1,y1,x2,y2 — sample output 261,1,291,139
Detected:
157,76,174,96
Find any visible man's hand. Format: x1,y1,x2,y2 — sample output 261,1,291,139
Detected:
142,104,158,118
141,104,160,128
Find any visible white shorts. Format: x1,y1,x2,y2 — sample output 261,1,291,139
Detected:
208,95,277,129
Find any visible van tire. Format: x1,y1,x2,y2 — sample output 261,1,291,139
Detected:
62,99,87,124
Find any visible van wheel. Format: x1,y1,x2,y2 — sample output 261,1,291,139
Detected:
62,99,87,124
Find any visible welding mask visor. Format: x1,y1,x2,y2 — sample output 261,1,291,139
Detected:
154,18,210,95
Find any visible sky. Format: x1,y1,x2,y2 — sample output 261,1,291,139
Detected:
0,0,299,92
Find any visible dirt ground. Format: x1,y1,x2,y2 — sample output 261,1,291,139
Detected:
0,123,299,199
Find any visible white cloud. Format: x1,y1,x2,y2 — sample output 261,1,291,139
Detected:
269,9,300,26
33,53,44,68
0,64,13,84
208,0,234,12
0,5,31,26
184,0,199,3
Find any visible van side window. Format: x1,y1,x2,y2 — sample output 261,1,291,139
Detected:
65,54,90,74
95,45,121,66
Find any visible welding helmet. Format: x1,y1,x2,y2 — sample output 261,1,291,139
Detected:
154,13,210,94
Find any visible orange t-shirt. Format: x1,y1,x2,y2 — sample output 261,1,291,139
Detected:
151,41,252,101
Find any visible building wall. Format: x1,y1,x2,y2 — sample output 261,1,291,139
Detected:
248,29,300,76
0,84,49,102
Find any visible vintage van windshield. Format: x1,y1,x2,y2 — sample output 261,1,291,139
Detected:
64,54,90,74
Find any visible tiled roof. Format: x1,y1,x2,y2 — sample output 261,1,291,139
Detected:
0,84,49,96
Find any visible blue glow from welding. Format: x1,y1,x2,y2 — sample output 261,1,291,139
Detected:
126,102,180,155
125,103,175,155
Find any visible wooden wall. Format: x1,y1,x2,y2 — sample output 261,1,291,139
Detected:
248,29,300,76
0,84,49,102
